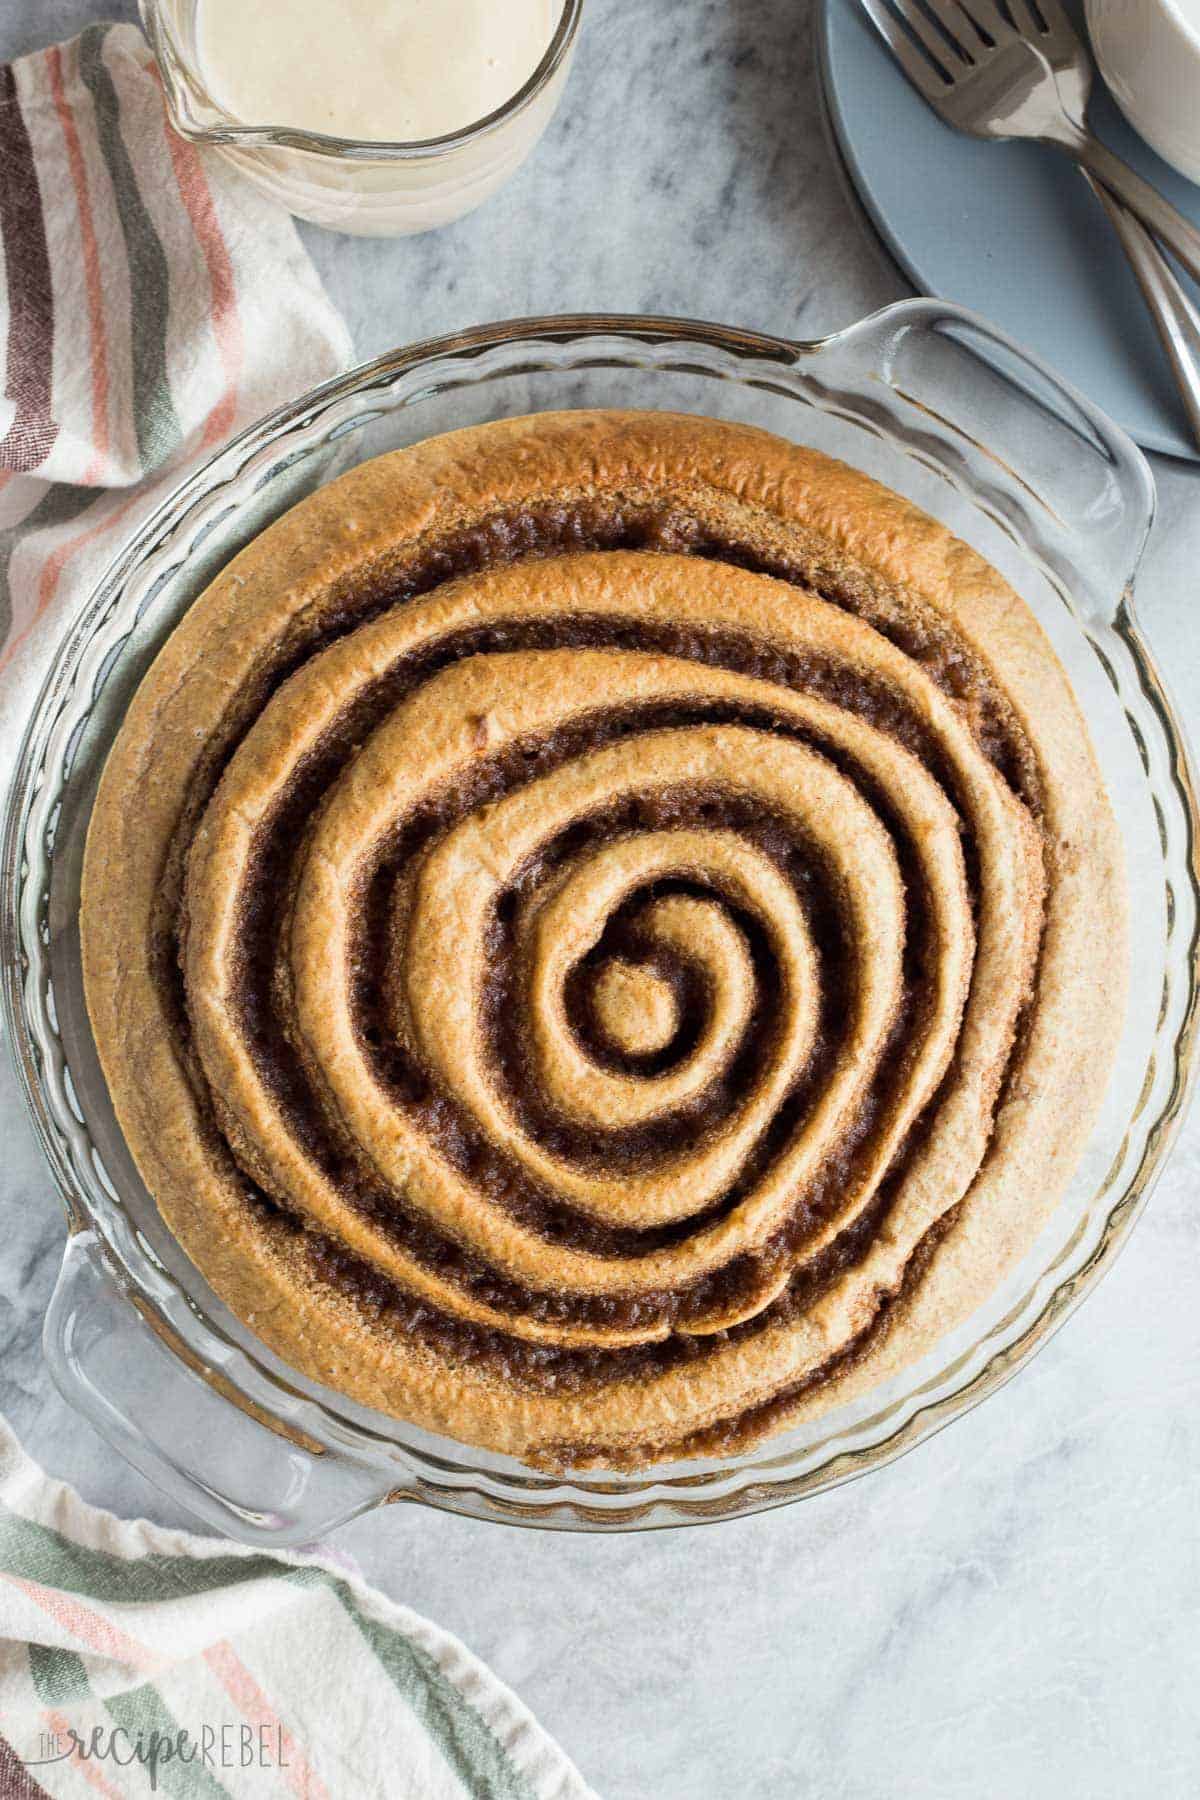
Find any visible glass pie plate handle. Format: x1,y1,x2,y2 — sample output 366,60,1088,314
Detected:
10,299,1194,1544
44,1231,397,1541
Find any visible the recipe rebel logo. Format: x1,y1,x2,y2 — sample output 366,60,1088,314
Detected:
21,1720,290,1790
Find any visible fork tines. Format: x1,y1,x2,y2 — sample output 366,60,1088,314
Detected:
860,0,1067,96
858,0,953,94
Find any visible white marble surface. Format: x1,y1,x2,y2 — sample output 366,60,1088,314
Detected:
3,4,1199,1797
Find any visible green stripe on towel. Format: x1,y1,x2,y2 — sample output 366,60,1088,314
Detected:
106,1685,236,1800
0,1508,291,1603
28,1641,91,1707
0,481,101,644
30,1643,237,1800
326,1580,541,1800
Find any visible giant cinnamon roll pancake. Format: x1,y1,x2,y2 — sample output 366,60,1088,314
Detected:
81,411,1125,1468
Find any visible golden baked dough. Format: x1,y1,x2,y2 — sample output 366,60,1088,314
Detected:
80,410,1125,1468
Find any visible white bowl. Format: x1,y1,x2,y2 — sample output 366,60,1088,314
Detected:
1086,0,1200,185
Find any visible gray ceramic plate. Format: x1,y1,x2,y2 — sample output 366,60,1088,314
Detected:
818,0,1200,461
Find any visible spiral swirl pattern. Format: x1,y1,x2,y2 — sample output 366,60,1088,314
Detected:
81,411,1124,1467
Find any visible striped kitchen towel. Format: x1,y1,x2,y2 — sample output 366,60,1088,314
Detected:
0,1418,595,1798
0,19,353,751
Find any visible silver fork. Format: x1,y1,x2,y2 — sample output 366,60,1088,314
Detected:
860,0,1200,444
1006,0,1200,446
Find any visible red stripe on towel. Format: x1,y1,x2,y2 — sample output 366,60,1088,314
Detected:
0,478,142,674
204,1641,331,1800
38,1711,127,1800
2,1572,160,1674
160,115,243,447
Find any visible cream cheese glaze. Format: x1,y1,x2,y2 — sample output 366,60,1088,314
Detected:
196,0,557,140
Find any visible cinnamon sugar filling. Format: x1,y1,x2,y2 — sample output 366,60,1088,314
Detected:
211,714,950,1356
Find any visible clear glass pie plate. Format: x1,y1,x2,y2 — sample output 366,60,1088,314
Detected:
3,303,1197,1544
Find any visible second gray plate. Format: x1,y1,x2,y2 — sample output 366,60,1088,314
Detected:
818,0,1200,462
